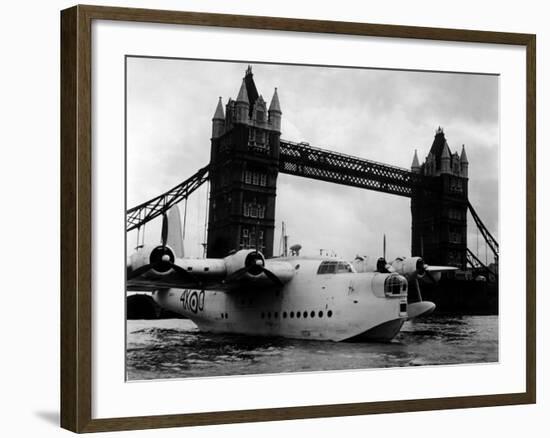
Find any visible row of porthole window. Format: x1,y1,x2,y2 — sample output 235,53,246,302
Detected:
261,310,333,320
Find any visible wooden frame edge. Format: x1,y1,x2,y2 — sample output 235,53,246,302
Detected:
60,4,537,433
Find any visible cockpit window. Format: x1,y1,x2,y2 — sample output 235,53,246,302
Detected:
317,261,354,274
336,262,353,273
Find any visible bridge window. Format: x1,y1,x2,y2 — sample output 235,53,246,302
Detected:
240,228,250,248
248,128,270,153
450,179,463,193
449,226,463,243
244,202,266,219
239,227,265,252
449,208,464,221
243,170,268,187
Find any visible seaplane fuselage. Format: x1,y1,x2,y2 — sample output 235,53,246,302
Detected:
151,257,409,342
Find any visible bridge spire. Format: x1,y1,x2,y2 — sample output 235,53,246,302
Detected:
268,87,282,132
235,79,249,124
411,149,420,173
212,96,225,138
460,144,469,177
441,139,451,174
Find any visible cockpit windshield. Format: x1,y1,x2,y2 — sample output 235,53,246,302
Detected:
317,261,355,274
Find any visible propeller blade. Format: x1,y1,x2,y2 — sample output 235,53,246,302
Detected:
425,266,458,272
224,267,249,284
127,263,157,280
161,213,168,248
224,265,283,287
255,221,260,254
127,260,202,288
424,269,438,284
259,267,284,287
415,278,423,302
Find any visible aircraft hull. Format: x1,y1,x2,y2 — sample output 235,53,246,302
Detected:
153,271,408,342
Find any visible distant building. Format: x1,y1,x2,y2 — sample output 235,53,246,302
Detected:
410,127,469,269
207,67,281,257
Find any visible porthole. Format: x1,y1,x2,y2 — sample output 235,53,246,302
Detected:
225,313,228,319
274,312,279,318
290,311,295,318
283,311,288,318
310,311,315,318
327,310,333,318
221,313,225,319
318,311,323,318
267,312,271,319
303,311,308,319
296,311,301,318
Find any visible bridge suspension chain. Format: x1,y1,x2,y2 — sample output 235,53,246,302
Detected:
466,248,498,280
126,164,210,232
467,201,499,261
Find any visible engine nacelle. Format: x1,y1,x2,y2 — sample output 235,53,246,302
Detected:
390,256,425,278
128,244,176,276
353,255,390,273
224,249,265,277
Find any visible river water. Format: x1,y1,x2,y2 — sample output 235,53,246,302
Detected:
126,315,498,381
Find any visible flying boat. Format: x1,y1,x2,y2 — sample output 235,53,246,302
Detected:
127,208,445,342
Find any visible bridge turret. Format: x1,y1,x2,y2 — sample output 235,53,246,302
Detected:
212,96,225,138
207,66,280,258
411,127,469,269
268,88,282,132
460,144,469,178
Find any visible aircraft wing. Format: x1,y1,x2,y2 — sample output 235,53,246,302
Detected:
126,249,295,292
126,274,228,292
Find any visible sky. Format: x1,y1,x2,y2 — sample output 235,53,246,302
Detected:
126,57,499,262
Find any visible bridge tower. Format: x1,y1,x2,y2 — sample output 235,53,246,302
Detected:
207,66,282,258
410,127,469,269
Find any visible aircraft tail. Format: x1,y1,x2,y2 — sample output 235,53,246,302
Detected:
166,205,184,258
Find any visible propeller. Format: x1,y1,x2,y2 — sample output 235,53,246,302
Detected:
127,212,202,288
376,257,392,273
224,250,283,287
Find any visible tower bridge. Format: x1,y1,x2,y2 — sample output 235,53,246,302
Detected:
126,66,498,272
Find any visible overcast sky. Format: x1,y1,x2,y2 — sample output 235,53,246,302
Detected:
126,57,499,262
